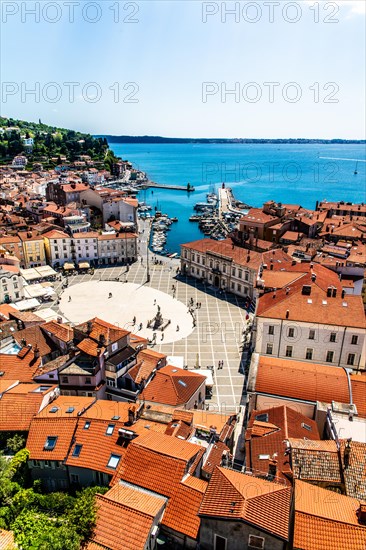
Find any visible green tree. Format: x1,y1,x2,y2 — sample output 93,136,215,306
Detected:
12,509,81,550
6,434,26,454
67,486,108,541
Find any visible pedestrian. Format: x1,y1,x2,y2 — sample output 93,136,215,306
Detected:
133,316,136,324
161,332,164,341
176,325,179,331
199,302,201,308
154,298,156,305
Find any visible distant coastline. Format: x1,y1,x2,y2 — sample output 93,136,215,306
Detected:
97,135,366,145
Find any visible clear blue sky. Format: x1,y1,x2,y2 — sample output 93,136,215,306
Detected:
1,0,365,138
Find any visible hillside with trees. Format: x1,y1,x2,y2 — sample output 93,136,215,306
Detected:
0,117,119,170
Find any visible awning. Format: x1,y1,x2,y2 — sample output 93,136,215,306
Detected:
20,268,40,281
35,265,57,278
12,298,40,311
78,262,90,269
63,262,75,270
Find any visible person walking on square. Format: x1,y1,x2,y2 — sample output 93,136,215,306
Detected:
68,296,71,302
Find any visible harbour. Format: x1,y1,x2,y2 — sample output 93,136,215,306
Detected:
110,142,366,254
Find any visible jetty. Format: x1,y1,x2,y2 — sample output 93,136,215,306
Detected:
145,182,195,192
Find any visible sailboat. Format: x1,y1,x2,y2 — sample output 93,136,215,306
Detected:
354,161,358,175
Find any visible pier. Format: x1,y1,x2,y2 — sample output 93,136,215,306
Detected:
219,187,249,216
145,182,195,192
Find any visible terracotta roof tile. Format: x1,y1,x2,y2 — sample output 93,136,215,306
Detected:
0,529,16,549
76,338,101,357
246,406,320,480
141,365,206,407
40,321,73,343
182,238,292,271
257,266,365,328
75,318,129,344
87,494,156,550
106,481,167,516
0,349,41,382
162,476,207,539
255,356,350,405
27,417,78,461
0,383,56,431
14,325,55,358
199,467,291,539
293,480,366,549
201,441,229,477
115,431,203,498
66,419,130,475
351,373,366,418
37,396,96,418
294,512,366,550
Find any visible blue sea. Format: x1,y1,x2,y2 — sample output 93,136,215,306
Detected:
109,143,366,254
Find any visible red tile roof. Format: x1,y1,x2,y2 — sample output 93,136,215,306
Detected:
14,325,54,358
115,431,203,498
162,475,208,539
245,406,320,480
66,419,130,475
351,373,366,417
41,321,74,343
0,348,41,382
199,467,291,540
86,493,156,550
256,265,365,328
27,417,78,461
255,356,351,406
75,317,129,344
293,480,366,550
182,238,292,271
0,383,56,431
141,365,206,407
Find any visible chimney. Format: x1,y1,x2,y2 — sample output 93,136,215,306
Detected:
286,310,289,319
128,406,136,425
270,264,273,270
57,317,62,324
86,320,93,334
267,459,277,481
33,344,40,360
311,273,316,282
343,438,352,469
99,333,106,346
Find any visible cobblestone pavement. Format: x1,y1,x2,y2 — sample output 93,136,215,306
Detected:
38,223,249,412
